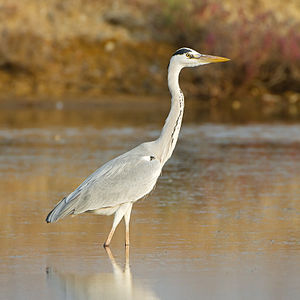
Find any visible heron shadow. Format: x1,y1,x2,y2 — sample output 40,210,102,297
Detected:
46,247,159,300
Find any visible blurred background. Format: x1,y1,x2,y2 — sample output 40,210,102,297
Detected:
0,0,299,121
1,1,300,299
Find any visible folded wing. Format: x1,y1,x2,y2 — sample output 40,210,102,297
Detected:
46,152,161,223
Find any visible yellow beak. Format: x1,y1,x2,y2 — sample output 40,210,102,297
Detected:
195,54,230,63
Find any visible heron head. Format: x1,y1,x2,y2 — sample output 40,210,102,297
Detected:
171,47,230,68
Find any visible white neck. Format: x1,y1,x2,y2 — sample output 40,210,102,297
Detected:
155,60,184,165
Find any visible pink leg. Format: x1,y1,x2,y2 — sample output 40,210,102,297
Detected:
124,203,133,247
103,203,131,247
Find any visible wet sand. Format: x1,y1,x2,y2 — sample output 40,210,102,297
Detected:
0,104,299,299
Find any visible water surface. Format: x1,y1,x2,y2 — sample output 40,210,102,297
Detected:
0,104,299,299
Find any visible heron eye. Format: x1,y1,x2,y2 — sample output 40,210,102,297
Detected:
186,53,192,58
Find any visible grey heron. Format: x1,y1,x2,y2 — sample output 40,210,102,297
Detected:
46,47,229,247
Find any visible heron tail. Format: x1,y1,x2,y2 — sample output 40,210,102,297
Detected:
45,197,75,223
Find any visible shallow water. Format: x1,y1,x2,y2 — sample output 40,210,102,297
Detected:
0,104,300,299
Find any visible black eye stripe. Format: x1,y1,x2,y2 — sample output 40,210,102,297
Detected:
172,48,192,56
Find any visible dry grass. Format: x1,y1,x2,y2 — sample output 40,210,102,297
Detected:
0,0,299,118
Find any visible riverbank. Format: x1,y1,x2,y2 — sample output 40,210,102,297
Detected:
0,0,299,117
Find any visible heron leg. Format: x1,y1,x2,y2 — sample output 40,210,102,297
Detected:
124,203,133,247
104,203,131,247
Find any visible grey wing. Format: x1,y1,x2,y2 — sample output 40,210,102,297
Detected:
46,153,161,223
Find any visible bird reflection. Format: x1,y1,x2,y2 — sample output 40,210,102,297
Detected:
46,247,159,300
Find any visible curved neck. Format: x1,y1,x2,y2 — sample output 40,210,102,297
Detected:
155,61,184,165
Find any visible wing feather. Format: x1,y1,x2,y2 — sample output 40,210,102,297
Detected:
46,150,161,223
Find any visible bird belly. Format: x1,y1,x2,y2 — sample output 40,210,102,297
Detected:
87,205,120,216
